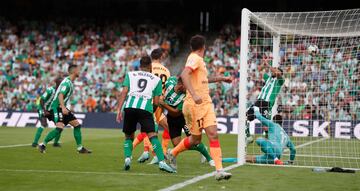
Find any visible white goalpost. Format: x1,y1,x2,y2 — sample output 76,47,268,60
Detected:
238,8,360,169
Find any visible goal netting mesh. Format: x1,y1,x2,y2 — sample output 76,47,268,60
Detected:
238,8,360,169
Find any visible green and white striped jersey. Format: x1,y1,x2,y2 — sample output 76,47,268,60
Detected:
123,71,162,113
38,86,56,111
257,73,285,108
50,76,74,109
163,76,185,111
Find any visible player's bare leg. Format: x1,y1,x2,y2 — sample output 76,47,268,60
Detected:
205,125,232,181
159,117,171,155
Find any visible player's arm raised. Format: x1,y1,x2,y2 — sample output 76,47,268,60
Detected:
181,67,202,104
264,59,283,78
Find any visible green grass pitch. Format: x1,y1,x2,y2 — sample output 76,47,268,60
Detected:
0,127,359,191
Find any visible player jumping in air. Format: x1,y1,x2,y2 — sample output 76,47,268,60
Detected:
167,35,232,181
159,76,214,166
32,77,63,147
116,56,175,173
133,48,172,164
38,64,92,154
246,60,284,144
246,106,296,165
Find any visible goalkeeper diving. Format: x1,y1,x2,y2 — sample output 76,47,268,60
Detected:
246,106,296,165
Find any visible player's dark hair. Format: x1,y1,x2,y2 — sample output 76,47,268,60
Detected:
273,115,283,126
55,77,63,88
150,48,163,60
190,35,206,51
140,56,152,69
68,64,78,73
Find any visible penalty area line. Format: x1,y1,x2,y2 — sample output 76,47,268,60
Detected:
158,163,241,191
0,144,31,148
0,169,194,178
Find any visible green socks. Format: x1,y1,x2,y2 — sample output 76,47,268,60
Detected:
124,138,133,158
33,127,44,144
54,130,61,144
44,128,62,145
73,125,82,149
190,142,212,162
149,136,165,161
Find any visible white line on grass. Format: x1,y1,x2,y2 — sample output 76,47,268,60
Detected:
0,169,194,178
159,137,331,191
0,144,31,148
295,154,360,160
247,163,360,171
283,137,329,152
158,163,242,191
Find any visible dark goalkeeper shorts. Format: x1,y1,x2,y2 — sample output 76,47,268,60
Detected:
52,107,77,126
123,108,156,135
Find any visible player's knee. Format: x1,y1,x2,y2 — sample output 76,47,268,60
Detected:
205,127,218,140
147,132,157,138
69,120,80,127
56,122,65,129
189,135,202,145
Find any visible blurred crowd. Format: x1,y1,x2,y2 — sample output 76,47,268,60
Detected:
0,18,182,112
1,19,359,121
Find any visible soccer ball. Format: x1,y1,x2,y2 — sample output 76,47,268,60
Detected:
307,45,319,54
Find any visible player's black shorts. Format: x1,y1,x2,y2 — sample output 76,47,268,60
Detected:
123,108,156,135
246,100,270,121
37,109,55,127
167,113,188,139
52,107,77,126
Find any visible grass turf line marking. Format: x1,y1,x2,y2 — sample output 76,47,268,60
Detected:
295,154,360,160
158,163,241,191
0,169,194,178
283,137,329,153
159,137,332,191
0,144,31,148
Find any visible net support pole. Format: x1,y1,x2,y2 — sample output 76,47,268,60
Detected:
237,8,250,165
271,35,280,116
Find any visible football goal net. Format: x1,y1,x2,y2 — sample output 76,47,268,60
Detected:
238,8,360,169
